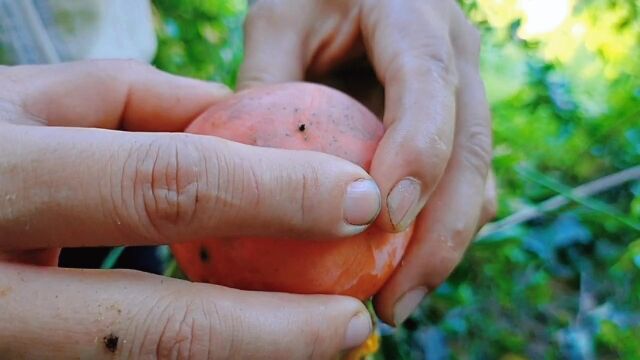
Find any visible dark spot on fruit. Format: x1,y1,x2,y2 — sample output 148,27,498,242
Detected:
103,333,118,353
298,124,306,132
200,247,209,263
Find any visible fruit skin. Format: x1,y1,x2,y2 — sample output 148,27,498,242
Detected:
171,82,412,300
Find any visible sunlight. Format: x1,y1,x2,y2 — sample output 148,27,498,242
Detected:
518,0,572,38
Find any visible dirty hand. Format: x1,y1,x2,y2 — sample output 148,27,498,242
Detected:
0,60,376,358
240,0,497,326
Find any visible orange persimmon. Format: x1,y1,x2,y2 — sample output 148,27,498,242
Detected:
171,82,412,300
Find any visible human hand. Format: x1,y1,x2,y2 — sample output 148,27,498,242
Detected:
239,0,497,325
0,60,378,357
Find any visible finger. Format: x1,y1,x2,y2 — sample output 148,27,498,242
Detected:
0,262,371,359
360,0,458,232
238,0,365,89
0,124,381,250
237,1,308,89
479,170,498,227
374,62,492,326
0,249,59,266
0,60,230,131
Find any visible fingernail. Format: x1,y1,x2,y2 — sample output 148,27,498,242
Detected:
344,179,381,226
393,287,427,326
387,178,422,231
343,311,372,349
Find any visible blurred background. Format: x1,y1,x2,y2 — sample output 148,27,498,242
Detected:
3,0,638,358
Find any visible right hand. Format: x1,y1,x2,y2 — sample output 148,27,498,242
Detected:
239,0,497,327
0,60,377,358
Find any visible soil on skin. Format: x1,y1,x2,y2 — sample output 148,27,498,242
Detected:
103,333,118,353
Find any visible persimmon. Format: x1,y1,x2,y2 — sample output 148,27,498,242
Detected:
171,82,412,300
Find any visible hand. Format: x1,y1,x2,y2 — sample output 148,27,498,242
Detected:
239,0,497,325
0,60,378,357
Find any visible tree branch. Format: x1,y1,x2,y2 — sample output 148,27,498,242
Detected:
477,165,640,240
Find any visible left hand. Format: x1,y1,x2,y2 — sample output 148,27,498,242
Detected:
0,61,376,358
239,0,497,326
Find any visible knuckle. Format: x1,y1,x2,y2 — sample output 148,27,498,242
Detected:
394,41,457,88
458,124,492,178
425,135,452,171
401,134,451,188
208,148,261,221
116,135,202,239
134,296,215,359
142,137,201,230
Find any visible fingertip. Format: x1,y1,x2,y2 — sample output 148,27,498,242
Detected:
343,178,382,227
343,309,372,350
374,285,427,328
372,251,428,327
385,177,424,232
391,286,427,327
372,178,428,234
369,132,449,233
373,289,395,326
260,293,371,356
323,295,371,350
333,293,369,315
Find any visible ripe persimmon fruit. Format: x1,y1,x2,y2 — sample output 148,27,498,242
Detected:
171,82,412,300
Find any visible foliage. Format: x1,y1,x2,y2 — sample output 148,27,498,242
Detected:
152,0,246,86
152,0,639,358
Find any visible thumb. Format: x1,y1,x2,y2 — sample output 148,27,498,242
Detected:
0,262,372,359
